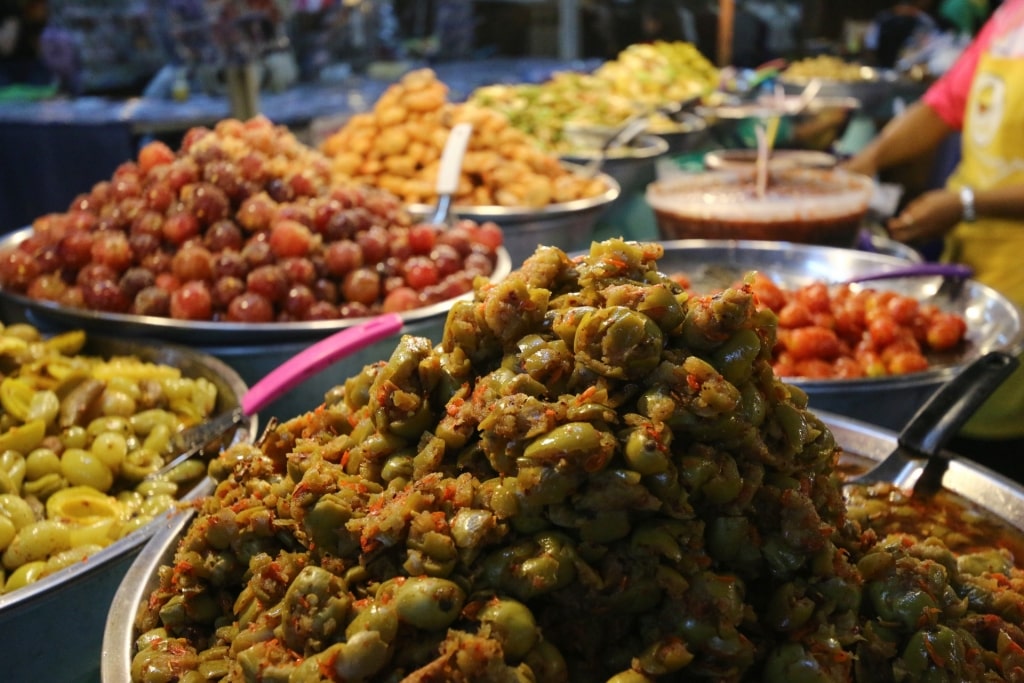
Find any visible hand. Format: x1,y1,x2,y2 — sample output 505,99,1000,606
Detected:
887,189,962,244
840,152,876,177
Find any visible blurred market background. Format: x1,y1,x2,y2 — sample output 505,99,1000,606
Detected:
0,0,986,229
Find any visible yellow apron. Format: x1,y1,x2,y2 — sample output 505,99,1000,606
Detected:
944,31,1024,439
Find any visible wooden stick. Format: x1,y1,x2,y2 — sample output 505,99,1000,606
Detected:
717,0,734,67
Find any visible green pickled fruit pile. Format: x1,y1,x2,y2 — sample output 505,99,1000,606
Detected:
131,239,1024,682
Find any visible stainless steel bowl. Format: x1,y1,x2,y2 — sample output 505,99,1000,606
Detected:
652,239,1023,430
408,175,620,269
0,228,513,420
0,335,254,683
100,410,1024,683
779,71,930,124
563,117,709,157
560,134,669,199
646,168,875,247
698,96,861,151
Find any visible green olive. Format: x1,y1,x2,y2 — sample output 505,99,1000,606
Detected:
393,576,466,631
478,598,539,661
574,306,664,380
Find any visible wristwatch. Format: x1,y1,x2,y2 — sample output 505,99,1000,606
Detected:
959,186,977,223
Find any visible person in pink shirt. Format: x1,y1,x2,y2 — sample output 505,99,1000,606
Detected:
845,0,1024,459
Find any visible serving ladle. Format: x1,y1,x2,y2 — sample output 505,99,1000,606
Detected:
151,313,404,479
844,350,1019,496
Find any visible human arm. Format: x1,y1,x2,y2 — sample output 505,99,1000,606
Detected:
889,183,1024,243
842,101,956,177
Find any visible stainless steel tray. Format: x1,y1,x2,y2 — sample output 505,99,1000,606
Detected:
0,227,512,344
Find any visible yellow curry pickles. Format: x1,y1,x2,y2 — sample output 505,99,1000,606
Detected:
0,323,218,595
131,239,1024,682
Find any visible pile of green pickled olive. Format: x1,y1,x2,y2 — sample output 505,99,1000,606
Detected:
131,240,1024,682
0,323,218,594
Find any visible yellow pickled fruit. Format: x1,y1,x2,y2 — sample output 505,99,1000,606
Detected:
0,419,46,455
0,336,29,357
43,330,86,356
0,377,34,421
46,486,126,525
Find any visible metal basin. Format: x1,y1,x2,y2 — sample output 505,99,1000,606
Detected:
100,410,1024,682
779,70,930,124
0,228,513,420
652,239,1023,430
560,134,669,200
646,168,875,247
0,335,254,683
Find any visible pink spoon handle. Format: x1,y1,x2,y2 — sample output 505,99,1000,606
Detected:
241,313,403,416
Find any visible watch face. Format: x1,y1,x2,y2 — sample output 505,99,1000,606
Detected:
960,187,977,222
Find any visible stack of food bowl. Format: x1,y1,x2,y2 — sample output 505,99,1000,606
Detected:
0,327,253,683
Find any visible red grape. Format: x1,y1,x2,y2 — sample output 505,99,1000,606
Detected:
305,300,340,320
342,267,381,305
171,244,214,282
204,220,244,252
247,264,288,302
283,284,315,318
91,231,133,273
226,292,274,322
119,267,156,300
324,240,362,277
213,250,248,280
408,223,437,254
471,221,504,250
356,226,389,264
383,286,420,312
211,276,246,309
281,257,316,286
137,140,175,174
162,211,200,245
169,281,213,320
0,248,41,291
269,219,313,258
82,279,129,313
133,286,171,316
403,256,439,289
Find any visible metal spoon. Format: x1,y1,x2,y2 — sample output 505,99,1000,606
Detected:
841,262,974,285
430,122,473,228
845,350,1019,496
581,114,651,178
151,313,404,479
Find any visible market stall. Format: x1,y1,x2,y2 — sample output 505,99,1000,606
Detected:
1,3,1024,681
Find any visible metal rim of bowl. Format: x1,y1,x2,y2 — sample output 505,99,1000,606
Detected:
0,227,514,344
100,409,1024,682
0,336,253,617
558,134,670,163
407,169,621,221
697,96,861,120
645,167,875,221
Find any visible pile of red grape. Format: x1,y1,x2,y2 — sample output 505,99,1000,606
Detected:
0,117,504,322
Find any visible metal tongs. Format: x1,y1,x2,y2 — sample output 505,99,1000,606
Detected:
150,313,404,479
845,350,1019,496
